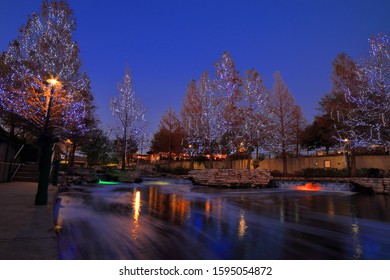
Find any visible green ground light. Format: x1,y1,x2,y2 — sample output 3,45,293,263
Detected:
98,180,120,185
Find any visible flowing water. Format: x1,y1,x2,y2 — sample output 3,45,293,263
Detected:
55,178,390,260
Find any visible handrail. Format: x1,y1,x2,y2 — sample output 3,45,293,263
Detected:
50,143,56,176
9,163,22,182
13,144,25,160
7,144,25,182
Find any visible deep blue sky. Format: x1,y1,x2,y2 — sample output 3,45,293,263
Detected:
1,0,389,133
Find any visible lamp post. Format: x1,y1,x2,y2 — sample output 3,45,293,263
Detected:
65,139,72,167
35,78,58,205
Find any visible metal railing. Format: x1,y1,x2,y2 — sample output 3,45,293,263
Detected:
7,144,25,182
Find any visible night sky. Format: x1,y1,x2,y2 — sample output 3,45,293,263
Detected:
1,0,389,133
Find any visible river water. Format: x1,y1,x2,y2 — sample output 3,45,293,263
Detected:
55,178,390,260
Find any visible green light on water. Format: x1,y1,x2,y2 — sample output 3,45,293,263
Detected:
98,180,120,185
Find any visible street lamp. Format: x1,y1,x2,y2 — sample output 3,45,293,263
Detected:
35,78,58,205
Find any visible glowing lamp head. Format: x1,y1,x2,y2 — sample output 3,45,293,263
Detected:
47,78,58,86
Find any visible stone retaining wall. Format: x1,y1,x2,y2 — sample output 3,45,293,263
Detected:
351,178,390,194
188,171,390,194
189,169,272,187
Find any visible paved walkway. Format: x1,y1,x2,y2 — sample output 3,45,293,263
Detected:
0,182,58,259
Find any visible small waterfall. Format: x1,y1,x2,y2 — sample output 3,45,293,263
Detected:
274,180,354,192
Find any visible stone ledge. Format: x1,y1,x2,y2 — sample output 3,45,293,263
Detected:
189,169,272,187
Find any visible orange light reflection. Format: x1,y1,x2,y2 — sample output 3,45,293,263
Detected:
294,183,322,191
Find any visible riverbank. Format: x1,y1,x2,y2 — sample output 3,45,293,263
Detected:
62,166,390,195
0,182,58,259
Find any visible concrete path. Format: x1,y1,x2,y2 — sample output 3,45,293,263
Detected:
0,182,58,259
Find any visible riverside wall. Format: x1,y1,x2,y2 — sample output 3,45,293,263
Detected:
161,155,390,194
189,169,389,194
163,154,390,174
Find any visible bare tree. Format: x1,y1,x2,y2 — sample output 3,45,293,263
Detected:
270,71,304,175
151,107,183,169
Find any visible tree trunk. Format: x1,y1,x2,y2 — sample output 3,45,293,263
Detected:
350,148,356,176
282,148,288,175
69,143,77,167
226,155,230,169
8,124,15,138
121,150,126,170
208,146,214,169
208,154,213,169
122,130,127,170
247,152,251,170
4,140,10,162
168,132,172,170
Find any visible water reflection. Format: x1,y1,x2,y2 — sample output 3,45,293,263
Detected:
56,179,390,260
238,209,247,240
131,190,141,239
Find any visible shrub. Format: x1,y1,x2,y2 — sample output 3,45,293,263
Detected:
295,168,349,178
153,164,190,175
355,168,385,178
193,155,208,164
251,156,264,169
171,167,191,175
270,170,283,177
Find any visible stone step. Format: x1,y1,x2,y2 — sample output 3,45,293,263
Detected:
11,164,39,182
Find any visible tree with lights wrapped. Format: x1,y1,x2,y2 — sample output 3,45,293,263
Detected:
0,0,94,140
0,0,95,204
329,34,389,148
181,79,203,164
110,68,146,170
213,51,243,165
348,33,390,147
197,71,221,167
325,33,389,174
241,68,272,169
180,71,220,168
